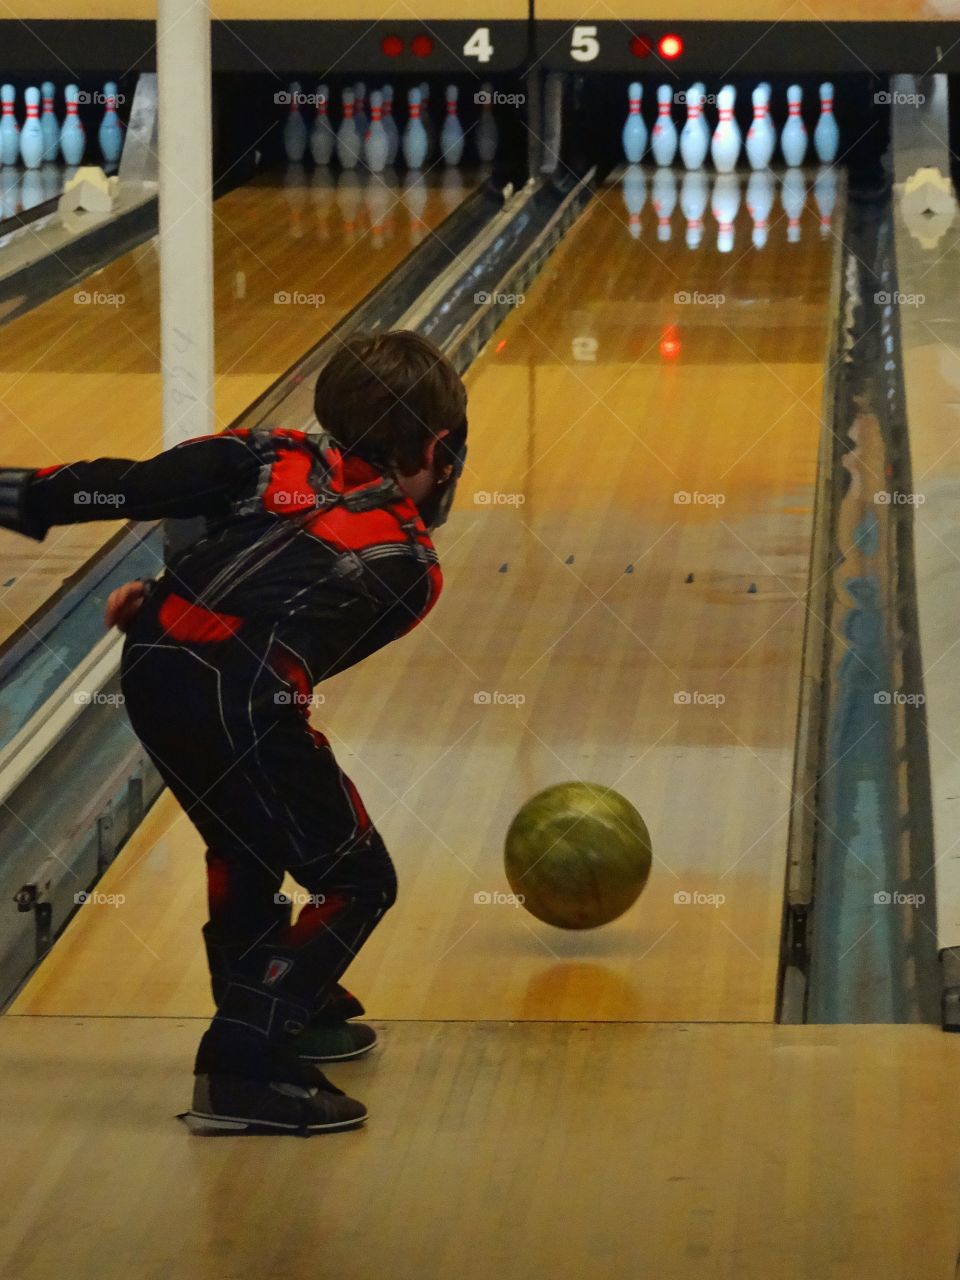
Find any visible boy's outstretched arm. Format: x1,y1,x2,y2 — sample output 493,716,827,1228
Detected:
0,433,261,542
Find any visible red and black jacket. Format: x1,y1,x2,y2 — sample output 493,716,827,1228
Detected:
18,427,443,685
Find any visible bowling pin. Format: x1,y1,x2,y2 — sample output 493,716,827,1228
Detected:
680,170,709,248
310,85,335,165
710,85,741,174
622,82,647,165
19,88,43,169
745,83,775,171
60,84,85,166
98,81,122,164
621,163,646,240
679,84,709,171
814,82,839,164
382,86,400,165
813,165,837,236
476,84,498,163
419,83,435,159
651,85,678,167
440,84,464,166
353,83,368,142
336,88,363,170
711,173,740,253
1,86,19,167
40,82,58,163
781,167,806,242
652,168,677,241
283,82,307,163
746,169,775,248
403,87,428,170
364,90,389,173
780,85,808,168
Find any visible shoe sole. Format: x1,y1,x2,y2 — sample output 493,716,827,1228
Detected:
178,1108,367,1135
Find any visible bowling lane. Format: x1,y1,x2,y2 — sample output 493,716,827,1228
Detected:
13,171,836,1025
0,167,473,647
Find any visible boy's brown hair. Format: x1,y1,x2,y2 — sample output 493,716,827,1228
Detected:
314,330,467,475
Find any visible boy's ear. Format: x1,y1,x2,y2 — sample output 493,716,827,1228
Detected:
422,430,450,471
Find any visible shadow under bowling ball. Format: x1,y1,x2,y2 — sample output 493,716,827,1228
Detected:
516,962,641,1019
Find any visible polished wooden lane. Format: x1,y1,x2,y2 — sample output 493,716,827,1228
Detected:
14,175,834,1024
1,1017,958,1280
0,168,472,647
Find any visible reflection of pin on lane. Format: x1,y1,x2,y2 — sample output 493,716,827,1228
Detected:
680,170,709,249
746,170,775,249
621,164,646,240
781,168,807,243
652,169,677,242
403,170,428,245
813,166,838,238
711,173,740,253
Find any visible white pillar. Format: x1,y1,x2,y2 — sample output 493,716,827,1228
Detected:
157,0,214,450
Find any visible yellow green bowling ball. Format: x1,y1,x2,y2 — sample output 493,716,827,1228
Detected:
504,782,652,929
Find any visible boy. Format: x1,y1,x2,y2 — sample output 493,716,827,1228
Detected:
0,330,468,1135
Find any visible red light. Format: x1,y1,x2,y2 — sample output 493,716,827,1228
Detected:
411,33,434,57
659,34,683,59
660,325,681,361
495,339,507,354
381,34,403,57
630,35,653,58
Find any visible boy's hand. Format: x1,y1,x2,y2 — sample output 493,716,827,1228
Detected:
105,580,148,633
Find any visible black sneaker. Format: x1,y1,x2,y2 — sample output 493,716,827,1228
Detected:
295,1019,378,1062
180,1072,367,1135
